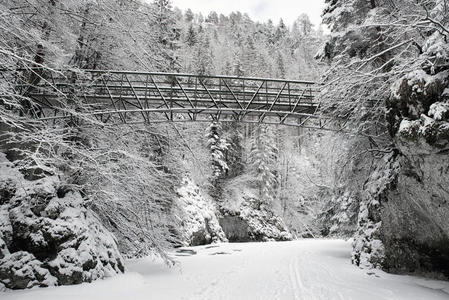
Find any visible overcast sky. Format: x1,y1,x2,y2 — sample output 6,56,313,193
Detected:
171,0,326,28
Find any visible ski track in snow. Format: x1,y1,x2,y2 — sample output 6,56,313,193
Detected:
2,239,449,300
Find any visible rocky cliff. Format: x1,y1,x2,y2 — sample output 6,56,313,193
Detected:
353,67,449,277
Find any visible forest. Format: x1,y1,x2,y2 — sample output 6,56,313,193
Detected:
0,0,448,299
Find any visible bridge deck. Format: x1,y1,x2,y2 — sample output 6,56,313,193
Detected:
6,69,348,130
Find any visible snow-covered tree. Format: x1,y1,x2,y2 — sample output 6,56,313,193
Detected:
274,19,288,44
295,14,314,37
153,0,180,71
206,11,219,24
206,122,229,183
185,8,194,22
185,24,197,47
193,33,214,76
248,125,278,206
222,122,245,178
275,52,286,78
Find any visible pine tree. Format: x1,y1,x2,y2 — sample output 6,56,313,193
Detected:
233,49,245,76
222,122,244,178
265,19,276,45
153,0,180,71
197,13,204,23
296,14,314,37
192,33,214,76
185,8,194,22
240,36,258,76
274,19,288,44
206,122,229,183
275,52,286,78
185,24,197,47
206,11,219,24
248,125,279,207
223,61,233,75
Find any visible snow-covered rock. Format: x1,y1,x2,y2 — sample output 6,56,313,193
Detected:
239,197,292,241
379,152,449,277
429,101,449,121
220,185,292,242
352,152,399,269
0,153,124,289
358,65,449,277
175,177,227,246
0,251,57,289
388,68,449,143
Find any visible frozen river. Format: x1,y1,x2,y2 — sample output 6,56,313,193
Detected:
3,239,449,300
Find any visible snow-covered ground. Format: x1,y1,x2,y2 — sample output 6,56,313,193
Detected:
3,239,449,300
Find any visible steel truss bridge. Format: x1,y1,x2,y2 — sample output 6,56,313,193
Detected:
11,69,348,131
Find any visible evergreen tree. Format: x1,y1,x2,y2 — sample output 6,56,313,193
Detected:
192,33,214,76
206,122,229,182
274,19,288,44
223,60,233,75
233,49,245,76
222,122,245,178
248,125,279,206
265,19,276,45
153,0,180,71
296,14,314,37
275,52,286,78
241,36,258,76
197,13,204,23
206,11,219,24
185,24,197,47
185,8,194,22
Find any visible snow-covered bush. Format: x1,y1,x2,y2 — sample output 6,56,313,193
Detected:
325,191,359,237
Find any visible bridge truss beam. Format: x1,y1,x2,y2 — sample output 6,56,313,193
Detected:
6,69,348,131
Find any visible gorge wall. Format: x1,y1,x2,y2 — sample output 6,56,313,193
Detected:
353,68,449,277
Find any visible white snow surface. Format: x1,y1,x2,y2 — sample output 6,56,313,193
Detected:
2,239,449,300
